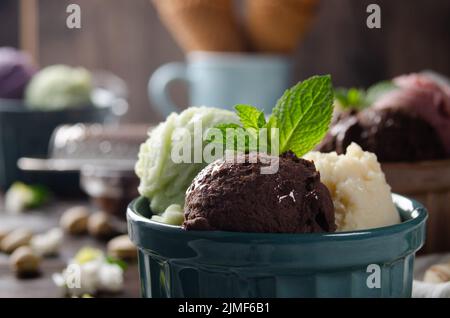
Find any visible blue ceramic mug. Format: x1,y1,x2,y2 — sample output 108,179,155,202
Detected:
148,52,293,117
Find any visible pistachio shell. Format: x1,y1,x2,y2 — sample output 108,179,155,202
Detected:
0,229,33,254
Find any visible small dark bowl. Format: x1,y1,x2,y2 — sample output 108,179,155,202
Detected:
0,98,110,191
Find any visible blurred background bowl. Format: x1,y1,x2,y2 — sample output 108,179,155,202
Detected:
0,98,112,191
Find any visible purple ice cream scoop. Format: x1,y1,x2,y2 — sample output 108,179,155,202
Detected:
0,47,36,99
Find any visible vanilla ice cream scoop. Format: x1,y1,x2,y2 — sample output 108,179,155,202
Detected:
304,143,400,231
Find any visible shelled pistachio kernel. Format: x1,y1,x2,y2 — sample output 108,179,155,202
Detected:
107,235,137,260
60,206,89,234
9,246,41,276
0,228,11,243
0,228,33,254
87,212,115,238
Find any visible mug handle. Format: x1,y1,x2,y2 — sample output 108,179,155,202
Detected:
148,62,188,117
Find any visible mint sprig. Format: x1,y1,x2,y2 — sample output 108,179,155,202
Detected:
334,87,366,110
208,75,334,157
335,80,397,110
235,104,266,129
208,122,259,152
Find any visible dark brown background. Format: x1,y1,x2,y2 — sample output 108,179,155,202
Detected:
1,0,450,123
0,1,19,48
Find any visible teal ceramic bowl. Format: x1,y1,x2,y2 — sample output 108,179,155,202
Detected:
127,194,427,298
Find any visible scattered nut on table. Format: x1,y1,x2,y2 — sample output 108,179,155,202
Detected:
31,228,64,256
0,228,33,254
107,235,137,260
9,246,41,277
87,212,115,238
0,228,11,243
60,206,89,235
424,263,450,283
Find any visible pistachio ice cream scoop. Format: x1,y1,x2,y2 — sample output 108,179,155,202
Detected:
25,65,93,110
135,106,238,222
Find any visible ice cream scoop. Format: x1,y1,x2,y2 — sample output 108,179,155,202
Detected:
135,106,239,215
305,143,400,231
319,73,450,161
373,73,450,155
183,151,336,233
25,65,93,110
317,108,446,162
0,47,36,99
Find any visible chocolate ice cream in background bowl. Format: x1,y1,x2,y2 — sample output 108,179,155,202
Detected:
318,72,450,254
128,75,427,298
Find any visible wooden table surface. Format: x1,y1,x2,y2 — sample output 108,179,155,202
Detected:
1,198,448,298
0,199,140,298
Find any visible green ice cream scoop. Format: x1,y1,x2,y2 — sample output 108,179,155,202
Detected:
135,106,238,220
25,65,93,110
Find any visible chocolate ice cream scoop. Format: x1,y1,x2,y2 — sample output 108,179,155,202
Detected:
317,108,446,162
183,152,336,233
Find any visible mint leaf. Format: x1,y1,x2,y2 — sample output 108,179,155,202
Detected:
215,123,242,130
272,75,334,157
335,81,397,110
223,126,258,153
334,87,367,110
106,256,128,270
263,114,278,152
235,104,266,129
365,80,397,104
205,75,335,157
29,184,50,208
207,123,241,145
207,123,258,152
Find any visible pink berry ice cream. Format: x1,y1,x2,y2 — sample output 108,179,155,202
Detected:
373,73,450,155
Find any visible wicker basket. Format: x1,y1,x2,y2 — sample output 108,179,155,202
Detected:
382,159,450,254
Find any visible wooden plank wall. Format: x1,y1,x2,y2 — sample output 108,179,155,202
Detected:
0,0,19,47
2,0,450,123
37,0,182,123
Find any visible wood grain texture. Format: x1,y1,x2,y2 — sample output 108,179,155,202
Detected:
15,0,450,123
37,0,183,124
19,0,39,63
383,160,450,254
0,0,19,47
